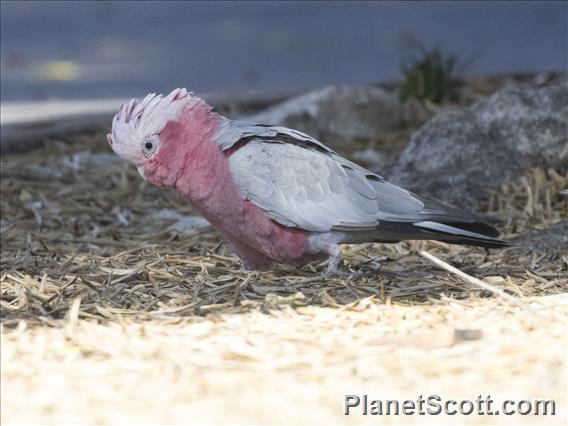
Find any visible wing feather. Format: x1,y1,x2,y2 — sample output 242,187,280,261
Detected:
219,118,481,233
227,140,381,232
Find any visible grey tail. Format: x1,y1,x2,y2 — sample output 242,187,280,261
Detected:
411,220,511,248
373,220,511,248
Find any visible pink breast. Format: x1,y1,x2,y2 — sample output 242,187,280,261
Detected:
173,133,311,266
145,107,312,268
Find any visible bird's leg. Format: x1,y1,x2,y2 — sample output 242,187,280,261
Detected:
239,259,255,272
229,240,273,272
321,243,367,278
322,243,347,278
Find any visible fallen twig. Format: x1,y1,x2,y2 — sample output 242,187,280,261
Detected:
419,250,541,317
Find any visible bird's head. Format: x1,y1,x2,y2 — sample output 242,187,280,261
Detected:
107,88,218,186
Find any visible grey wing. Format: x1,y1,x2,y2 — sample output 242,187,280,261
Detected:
219,119,507,246
221,118,431,232
228,141,384,232
215,118,334,154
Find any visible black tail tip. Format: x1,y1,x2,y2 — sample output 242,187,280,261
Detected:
475,238,512,249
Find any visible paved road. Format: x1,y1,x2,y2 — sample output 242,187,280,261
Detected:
1,1,567,101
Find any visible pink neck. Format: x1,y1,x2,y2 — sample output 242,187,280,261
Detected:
144,101,220,188
144,108,311,267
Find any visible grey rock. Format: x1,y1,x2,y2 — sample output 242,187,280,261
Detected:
514,221,568,254
388,84,568,210
246,85,402,150
148,209,211,235
351,147,391,169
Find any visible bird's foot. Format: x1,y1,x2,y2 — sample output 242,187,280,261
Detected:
239,259,256,272
322,267,362,279
320,244,386,278
321,243,361,278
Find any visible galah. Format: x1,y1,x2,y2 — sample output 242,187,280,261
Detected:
107,88,509,276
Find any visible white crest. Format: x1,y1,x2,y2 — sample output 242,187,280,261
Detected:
108,88,191,164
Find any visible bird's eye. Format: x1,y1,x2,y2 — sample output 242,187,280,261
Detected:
142,135,160,158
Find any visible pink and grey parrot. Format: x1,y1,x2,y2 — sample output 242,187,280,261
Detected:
108,88,508,276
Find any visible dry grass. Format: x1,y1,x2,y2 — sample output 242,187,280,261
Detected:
1,133,567,425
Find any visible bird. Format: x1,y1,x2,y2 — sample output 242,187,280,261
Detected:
107,88,509,276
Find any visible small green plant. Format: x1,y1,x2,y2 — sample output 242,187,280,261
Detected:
399,39,464,105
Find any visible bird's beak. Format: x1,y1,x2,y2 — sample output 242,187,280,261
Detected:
137,165,146,180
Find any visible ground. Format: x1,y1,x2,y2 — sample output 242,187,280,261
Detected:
1,133,567,424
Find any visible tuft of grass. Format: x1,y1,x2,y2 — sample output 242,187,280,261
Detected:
398,39,464,104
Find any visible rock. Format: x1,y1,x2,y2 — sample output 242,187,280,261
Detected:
351,147,391,169
388,83,568,210
245,85,402,150
148,209,210,235
514,221,568,253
